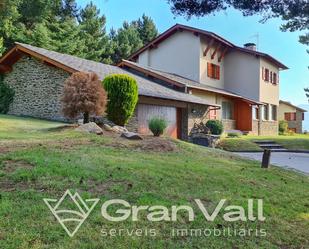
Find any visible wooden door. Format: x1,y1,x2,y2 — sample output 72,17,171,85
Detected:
137,104,178,138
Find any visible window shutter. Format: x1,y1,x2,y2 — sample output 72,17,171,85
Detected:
270,72,273,83
207,63,211,77
284,113,290,121
262,67,265,80
216,65,220,80
302,113,305,121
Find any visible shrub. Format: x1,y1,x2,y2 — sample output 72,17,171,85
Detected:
61,72,107,124
148,117,168,137
0,75,14,114
206,120,223,135
227,132,241,138
279,120,288,135
103,74,138,126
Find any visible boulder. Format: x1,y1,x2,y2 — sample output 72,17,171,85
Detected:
75,122,103,135
121,132,143,140
112,125,128,133
103,123,113,132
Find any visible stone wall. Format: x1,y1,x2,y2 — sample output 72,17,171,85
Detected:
222,119,236,131
187,103,208,134
4,56,70,121
251,120,278,135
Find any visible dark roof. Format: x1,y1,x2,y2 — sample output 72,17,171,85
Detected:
280,100,307,112
0,42,218,107
120,59,262,105
128,23,288,70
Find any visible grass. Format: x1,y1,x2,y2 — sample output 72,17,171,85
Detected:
218,138,262,152
245,134,309,150
0,115,309,248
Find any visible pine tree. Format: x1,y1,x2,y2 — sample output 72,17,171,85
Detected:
110,21,143,63
134,14,158,44
78,2,110,62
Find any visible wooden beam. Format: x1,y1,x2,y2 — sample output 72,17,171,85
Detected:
218,47,228,62
0,64,12,73
211,43,221,60
203,39,214,56
120,61,186,88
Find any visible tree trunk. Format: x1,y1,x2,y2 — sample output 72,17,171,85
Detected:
83,112,90,124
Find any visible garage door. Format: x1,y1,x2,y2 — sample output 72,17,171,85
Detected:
137,104,179,138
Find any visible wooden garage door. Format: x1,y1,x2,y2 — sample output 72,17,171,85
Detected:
138,104,178,138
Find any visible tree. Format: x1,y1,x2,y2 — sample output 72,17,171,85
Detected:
167,0,309,47
110,22,143,63
134,14,158,44
103,74,138,126
305,88,309,101
78,2,110,62
61,72,107,124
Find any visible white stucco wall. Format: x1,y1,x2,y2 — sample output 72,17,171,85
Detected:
199,37,225,89
224,51,260,102
137,30,200,82
259,58,279,105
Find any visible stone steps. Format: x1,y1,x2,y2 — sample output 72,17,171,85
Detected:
253,140,287,151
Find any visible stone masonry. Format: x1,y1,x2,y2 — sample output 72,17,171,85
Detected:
4,56,70,121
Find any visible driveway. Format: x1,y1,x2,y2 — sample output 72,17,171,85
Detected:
235,152,309,174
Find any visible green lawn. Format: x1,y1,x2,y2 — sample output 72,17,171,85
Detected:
0,115,309,249
218,138,263,152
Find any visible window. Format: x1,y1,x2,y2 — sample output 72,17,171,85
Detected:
271,105,277,121
207,63,220,80
264,68,270,82
252,106,259,120
302,113,305,121
222,101,233,119
284,112,296,121
272,73,277,85
263,105,269,120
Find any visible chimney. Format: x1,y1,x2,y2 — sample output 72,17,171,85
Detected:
244,43,256,51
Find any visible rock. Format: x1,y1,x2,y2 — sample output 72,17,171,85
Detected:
75,122,103,135
77,119,84,125
121,132,143,140
112,125,128,133
103,123,113,132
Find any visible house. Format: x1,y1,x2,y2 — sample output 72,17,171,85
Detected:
0,42,220,140
278,100,307,133
127,24,288,136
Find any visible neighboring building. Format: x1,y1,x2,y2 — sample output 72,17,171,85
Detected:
278,100,307,133
0,42,219,140
128,24,288,135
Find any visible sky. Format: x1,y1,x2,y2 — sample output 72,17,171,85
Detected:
77,0,309,107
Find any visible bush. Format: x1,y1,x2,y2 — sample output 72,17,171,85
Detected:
148,117,168,137
206,120,223,135
0,76,14,114
103,74,138,126
279,120,288,135
227,132,241,138
62,72,107,123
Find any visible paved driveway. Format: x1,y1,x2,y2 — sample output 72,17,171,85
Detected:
235,152,309,174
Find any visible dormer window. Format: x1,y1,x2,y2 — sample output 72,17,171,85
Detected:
207,63,220,80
